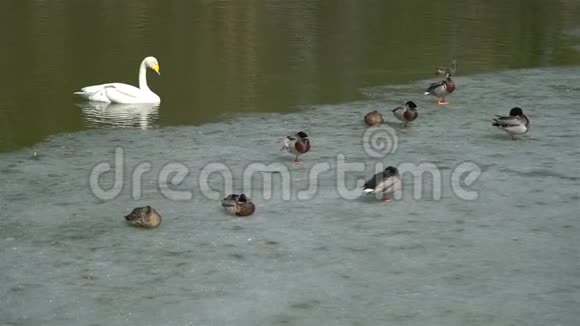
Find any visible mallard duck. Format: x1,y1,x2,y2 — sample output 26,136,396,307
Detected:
74,56,161,104
435,59,457,76
362,166,402,202
392,101,418,127
424,71,456,105
222,194,256,217
492,107,530,139
125,206,161,228
281,131,311,162
364,110,384,126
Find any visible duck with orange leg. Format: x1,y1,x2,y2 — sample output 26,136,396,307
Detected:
281,131,311,163
392,101,418,127
362,166,402,202
424,70,455,105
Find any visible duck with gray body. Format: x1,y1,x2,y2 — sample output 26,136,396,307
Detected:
392,101,418,127
362,166,402,202
492,107,530,140
424,70,456,105
125,206,162,228
281,131,311,162
222,194,256,217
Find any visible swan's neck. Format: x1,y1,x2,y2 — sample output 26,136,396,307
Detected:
138,61,150,91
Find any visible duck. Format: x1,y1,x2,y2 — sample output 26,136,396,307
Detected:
492,107,530,139
424,70,456,105
221,194,256,217
74,56,161,104
124,206,162,228
435,59,457,76
281,131,311,162
362,166,402,202
392,101,418,127
364,110,384,126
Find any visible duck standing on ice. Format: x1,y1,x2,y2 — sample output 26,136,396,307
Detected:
424,70,455,105
281,131,311,163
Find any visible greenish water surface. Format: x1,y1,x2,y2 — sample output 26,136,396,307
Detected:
1,1,580,325
1,0,580,151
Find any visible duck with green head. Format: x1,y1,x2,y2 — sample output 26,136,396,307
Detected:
392,101,418,127
281,131,311,163
492,107,530,140
424,70,456,105
362,166,402,202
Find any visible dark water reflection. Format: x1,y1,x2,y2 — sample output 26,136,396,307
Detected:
79,103,159,129
1,0,580,152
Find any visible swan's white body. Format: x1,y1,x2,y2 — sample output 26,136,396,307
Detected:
75,56,160,104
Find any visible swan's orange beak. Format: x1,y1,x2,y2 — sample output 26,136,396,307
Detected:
153,64,160,75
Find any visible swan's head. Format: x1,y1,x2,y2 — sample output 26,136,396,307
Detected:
144,56,160,75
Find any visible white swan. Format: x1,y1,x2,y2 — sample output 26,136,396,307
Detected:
74,56,161,104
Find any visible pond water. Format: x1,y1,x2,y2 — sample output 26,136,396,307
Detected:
1,67,579,325
2,0,580,151
1,1,580,325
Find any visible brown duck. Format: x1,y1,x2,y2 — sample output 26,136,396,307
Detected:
364,110,384,126
124,206,162,228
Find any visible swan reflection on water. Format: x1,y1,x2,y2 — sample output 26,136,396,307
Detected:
78,102,160,129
